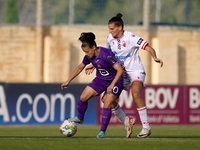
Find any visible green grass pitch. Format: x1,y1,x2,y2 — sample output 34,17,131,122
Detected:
0,125,200,150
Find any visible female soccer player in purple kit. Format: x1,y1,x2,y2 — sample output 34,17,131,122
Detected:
61,32,124,138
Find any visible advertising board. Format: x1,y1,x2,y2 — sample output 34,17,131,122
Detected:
0,83,96,125
97,85,200,125
186,86,200,124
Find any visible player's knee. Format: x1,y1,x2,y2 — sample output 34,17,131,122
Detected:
103,103,110,108
80,94,88,102
103,101,111,108
132,91,140,100
101,94,107,103
111,101,118,109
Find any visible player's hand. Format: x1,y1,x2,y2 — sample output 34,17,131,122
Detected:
154,58,163,67
107,85,114,94
61,81,69,89
85,65,95,75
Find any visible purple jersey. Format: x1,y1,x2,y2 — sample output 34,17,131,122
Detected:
82,47,118,81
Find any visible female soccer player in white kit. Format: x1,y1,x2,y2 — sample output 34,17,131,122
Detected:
106,13,163,138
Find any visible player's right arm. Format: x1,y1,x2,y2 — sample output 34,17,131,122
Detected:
61,63,85,89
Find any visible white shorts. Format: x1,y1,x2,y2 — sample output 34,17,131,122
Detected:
123,71,146,90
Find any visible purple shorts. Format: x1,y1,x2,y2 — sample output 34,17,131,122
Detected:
88,76,123,98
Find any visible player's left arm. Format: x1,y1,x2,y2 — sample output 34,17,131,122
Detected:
85,64,95,75
144,45,164,67
107,63,124,94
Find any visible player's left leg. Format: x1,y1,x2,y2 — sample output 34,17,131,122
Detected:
98,77,125,138
97,107,112,138
97,93,116,138
131,81,151,138
101,79,135,138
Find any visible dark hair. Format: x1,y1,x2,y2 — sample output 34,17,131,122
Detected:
78,32,97,48
108,13,124,29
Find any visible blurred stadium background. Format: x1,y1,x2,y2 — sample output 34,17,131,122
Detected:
1,0,200,27
0,0,200,84
0,0,200,126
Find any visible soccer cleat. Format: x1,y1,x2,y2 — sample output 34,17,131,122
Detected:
68,116,84,124
96,131,105,138
137,128,151,138
125,117,136,138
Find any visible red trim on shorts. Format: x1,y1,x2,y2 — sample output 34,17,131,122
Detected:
131,80,143,85
131,80,146,89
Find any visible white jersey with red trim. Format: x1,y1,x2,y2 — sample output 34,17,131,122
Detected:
106,30,148,73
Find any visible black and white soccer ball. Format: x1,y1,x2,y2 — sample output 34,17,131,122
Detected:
60,119,77,137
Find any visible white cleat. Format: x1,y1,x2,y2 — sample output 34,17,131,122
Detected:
125,117,136,138
137,128,151,138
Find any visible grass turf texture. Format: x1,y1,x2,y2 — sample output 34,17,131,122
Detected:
0,125,200,150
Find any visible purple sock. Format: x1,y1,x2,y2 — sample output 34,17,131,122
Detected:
100,107,111,133
77,99,88,120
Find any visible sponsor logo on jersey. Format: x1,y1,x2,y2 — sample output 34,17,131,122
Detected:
97,64,101,68
115,54,131,60
122,41,126,47
132,34,135,37
110,58,116,64
137,38,144,45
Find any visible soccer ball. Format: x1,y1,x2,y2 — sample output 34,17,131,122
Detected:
60,119,77,137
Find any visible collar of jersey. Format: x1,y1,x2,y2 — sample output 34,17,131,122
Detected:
115,30,125,40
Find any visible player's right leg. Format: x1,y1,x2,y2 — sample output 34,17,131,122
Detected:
125,116,136,138
111,101,135,138
69,85,98,124
114,75,136,138
69,116,84,124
